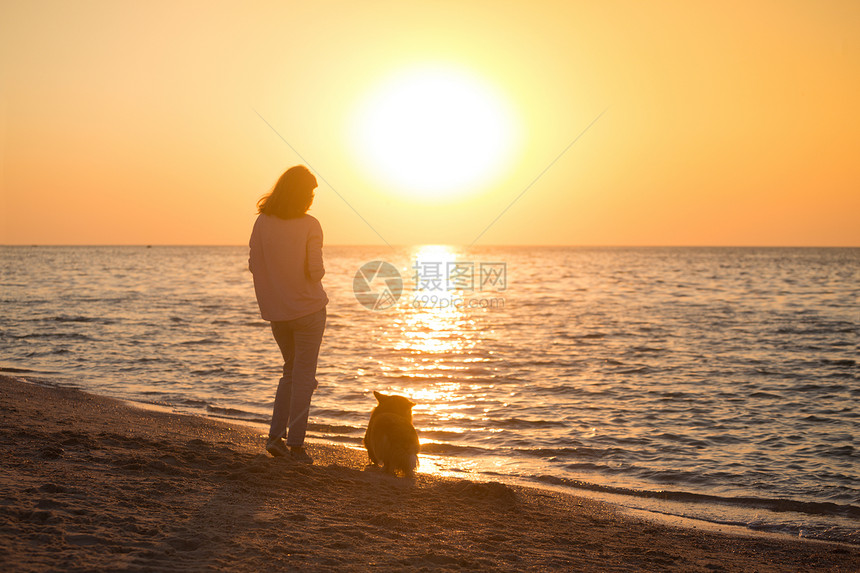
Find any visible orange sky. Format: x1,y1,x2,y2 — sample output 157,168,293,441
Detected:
1,1,858,246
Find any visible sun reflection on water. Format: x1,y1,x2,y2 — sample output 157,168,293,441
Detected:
374,245,497,474
390,244,482,365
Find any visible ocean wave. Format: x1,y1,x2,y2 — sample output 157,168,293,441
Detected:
47,315,116,325
563,462,617,473
319,434,364,446
653,433,710,447
190,368,228,376
494,417,567,429
819,358,856,367
420,442,488,456
419,429,467,440
13,332,97,341
309,422,363,435
557,332,608,342
616,366,651,374
532,474,860,519
630,346,666,353
792,382,850,392
25,348,71,357
514,446,615,459
749,391,781,399
775,325,857,335
537,385,617,397
179,397,210,407
0,366,42,373
752,367,803,378
205,405,268,424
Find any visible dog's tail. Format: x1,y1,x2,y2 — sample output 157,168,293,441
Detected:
385,442,419,476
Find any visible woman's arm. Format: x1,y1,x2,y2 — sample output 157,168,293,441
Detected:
306,220,325,282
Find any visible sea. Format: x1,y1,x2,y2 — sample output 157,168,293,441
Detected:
1,245,858,544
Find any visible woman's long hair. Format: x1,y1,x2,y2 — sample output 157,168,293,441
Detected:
256,165,318,219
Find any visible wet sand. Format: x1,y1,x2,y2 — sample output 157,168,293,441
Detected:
1,374,858,572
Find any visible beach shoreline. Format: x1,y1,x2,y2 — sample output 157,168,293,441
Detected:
1,373,858,572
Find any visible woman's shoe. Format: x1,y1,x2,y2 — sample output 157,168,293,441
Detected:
289,446,313,464
266,437,290,457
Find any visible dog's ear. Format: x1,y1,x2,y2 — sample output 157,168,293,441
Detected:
373,390,385,402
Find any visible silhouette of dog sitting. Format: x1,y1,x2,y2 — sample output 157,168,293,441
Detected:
364,391,419,477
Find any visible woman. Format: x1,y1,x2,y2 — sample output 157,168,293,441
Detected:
249,165,328,463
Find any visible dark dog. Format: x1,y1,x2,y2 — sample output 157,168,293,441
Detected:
364,391,419,477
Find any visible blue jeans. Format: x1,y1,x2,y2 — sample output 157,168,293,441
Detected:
268,307,326,447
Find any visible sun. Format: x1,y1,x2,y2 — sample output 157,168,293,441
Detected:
351,65,520,201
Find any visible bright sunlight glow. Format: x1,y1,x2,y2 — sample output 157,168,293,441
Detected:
351,65,520,201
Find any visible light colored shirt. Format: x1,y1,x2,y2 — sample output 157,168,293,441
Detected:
249,213,328,322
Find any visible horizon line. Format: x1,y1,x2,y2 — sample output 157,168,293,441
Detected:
2,243,858,249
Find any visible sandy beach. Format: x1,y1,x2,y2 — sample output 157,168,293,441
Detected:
1,374,857,572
